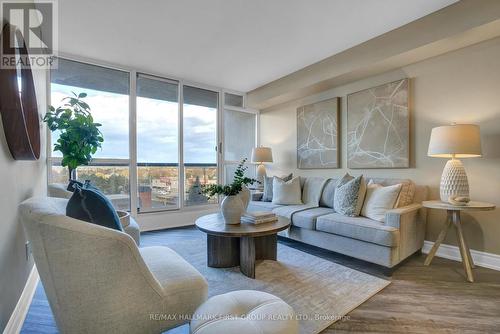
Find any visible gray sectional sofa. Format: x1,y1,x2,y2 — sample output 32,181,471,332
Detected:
248,176,428,269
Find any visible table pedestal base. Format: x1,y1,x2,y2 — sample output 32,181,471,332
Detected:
207,234,278,278
424,210,475,282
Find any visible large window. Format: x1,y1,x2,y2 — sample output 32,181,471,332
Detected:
136,75,179,212
48,58,254,215
222,93,257,184
49,59,130,211
183,86,218,206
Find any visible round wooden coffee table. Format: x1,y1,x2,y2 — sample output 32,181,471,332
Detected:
195,213,290,278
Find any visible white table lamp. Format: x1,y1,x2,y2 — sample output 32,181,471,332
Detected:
428,124,482,203
251,147,273,185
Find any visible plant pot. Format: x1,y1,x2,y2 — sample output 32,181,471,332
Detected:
116,210,131,228
221,195,244,225
238,185,251,211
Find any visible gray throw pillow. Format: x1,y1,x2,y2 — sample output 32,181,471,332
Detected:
272,177,302,205
334,174,363,217
261,173,292,202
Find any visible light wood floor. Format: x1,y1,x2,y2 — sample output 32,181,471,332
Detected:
21,226,500,333
279,236,500,333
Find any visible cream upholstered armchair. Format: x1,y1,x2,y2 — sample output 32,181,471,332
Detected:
19,197,208,334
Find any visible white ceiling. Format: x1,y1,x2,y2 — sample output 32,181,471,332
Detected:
58,0,458,92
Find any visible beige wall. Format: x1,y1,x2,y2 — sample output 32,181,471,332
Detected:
0,66,48,330
260,37,500,255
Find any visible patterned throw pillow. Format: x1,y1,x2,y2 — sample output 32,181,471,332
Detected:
261,173,293,202
334,174,363,217
395,180,416,208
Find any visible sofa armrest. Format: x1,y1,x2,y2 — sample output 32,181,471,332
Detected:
385,203,422,228
385,203,424,262
251,192,263,201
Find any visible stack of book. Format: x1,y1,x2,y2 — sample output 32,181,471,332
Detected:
241,211,278,224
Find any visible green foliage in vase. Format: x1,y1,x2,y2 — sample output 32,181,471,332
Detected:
202,158,259,197
44,92,103,178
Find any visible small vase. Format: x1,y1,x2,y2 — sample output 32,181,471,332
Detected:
239,185,251,211
221,195,244,225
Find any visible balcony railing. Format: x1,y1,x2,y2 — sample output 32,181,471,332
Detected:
50,161,218,212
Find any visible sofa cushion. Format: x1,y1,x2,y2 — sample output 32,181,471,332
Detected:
316,213,399,247
319,179,337,208
248,201,284,212
273,204,316,219
291,207,335,230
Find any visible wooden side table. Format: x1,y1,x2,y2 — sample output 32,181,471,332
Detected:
423,200,495,282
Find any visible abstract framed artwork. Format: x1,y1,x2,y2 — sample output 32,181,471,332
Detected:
297,97,339,169
347,79,409,169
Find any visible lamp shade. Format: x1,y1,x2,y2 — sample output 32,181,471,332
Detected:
251,147,273,163
428,124,482,158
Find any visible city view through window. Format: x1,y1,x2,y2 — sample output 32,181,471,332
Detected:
49,60,220,212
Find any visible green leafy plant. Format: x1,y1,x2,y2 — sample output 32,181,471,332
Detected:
202,158,259,197
44,92,103,180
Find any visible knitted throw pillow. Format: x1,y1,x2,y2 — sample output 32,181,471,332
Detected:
334,175,363,217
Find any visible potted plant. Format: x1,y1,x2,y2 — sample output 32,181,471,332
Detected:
202,159,258,224
44,92,103,187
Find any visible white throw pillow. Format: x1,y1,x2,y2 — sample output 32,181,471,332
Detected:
361,183,402,222
272,177,302,205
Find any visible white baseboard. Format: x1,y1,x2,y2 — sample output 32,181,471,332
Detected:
422,240,500,271
3,265,39,334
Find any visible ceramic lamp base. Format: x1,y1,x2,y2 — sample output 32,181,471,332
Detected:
440,158,470,203
256,163,267,185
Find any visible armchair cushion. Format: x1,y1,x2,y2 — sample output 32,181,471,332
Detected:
66,184,122,231
139,246,208,302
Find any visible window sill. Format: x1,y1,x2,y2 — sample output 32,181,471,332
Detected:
135,204,219,231
138,203,219,216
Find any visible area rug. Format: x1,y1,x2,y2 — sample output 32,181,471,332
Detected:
159,233,390,334
21,229,390,334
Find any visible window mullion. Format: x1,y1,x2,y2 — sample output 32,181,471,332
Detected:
178,81,185,209
129,71,138,217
